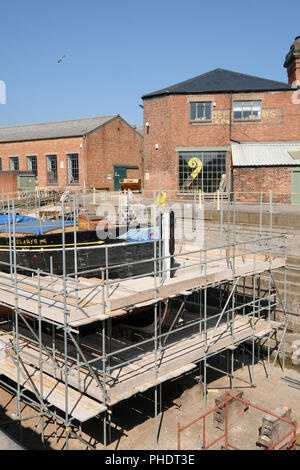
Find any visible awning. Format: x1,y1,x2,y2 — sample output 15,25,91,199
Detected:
231,142,300,166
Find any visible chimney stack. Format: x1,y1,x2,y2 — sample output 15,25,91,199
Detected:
284,36,300,84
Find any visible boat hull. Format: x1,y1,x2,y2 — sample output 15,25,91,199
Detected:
0,229,161,278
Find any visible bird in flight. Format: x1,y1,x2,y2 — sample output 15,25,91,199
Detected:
57,55,66,63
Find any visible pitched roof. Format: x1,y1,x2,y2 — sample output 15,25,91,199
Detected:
142,68,293,99
231,142,300,166
0,115,118,143
132,125,144,137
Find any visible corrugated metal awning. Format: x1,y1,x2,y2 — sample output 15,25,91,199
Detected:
231,142,300,166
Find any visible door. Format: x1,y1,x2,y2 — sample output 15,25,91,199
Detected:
292,170,300,204
17,174,36,197
114,165,127,190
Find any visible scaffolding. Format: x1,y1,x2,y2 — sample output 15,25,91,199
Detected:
0,190,288,450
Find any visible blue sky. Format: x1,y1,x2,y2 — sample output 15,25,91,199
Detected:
0,0,300,127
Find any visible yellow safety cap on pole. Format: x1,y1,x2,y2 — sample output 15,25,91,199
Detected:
156,191,167,207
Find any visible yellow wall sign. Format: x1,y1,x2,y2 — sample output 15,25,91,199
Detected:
188,157,202,179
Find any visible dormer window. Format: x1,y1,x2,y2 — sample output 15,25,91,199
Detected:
233,100,261,120
190,102,212,121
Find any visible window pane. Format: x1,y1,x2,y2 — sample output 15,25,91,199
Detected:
10,157,19,171
234,110,242,119
190,102,196,120
27,156,37,176
234,100,261,120
47,155,57,183
205,103,212,120
196,103,205,119
68,153,79,183
178,151,226,193
190,102,211,120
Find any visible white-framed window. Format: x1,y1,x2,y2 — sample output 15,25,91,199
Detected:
9,156,19,171
46,155,57,184
233,100,261,120
67,153,79,184
27,155,38,176
190,102,212,121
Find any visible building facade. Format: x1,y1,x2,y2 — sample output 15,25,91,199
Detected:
0,115,143,194
141,37,300,201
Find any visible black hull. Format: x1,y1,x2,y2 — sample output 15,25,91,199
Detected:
0,230,160,279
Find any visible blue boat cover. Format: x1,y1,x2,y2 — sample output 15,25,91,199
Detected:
0,214,37,226
118,227,160,242
0,216,76,235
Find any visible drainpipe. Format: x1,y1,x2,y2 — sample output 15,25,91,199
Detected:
229,92,233,197
82,135,87,190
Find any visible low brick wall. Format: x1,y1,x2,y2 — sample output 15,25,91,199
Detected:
233,167,292,204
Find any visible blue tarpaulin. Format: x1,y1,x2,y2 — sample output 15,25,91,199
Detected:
0,216,76,235
118,227,159,242
0,214,36,226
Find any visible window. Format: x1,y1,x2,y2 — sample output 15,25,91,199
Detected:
233,100,261,120
9,156,19,171
0,158,2,171
178,151,227,193
27,155,38,176
67,153,79,184
190,102,212,121
46,155,57,184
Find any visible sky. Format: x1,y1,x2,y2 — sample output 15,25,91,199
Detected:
0,0,300,128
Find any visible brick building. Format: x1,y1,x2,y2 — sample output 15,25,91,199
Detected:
141,36,300,201
0,115,143,194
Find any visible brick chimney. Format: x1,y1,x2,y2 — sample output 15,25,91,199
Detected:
284,36,300,84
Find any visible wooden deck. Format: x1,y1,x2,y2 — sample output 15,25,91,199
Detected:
0,343,106,422
0,251,285,327
0,314,281,410
0,247,285,417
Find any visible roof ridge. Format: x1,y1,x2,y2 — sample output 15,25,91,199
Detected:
143,69,221,96
219,68,290,86
142,68,292,98
0,115,119,131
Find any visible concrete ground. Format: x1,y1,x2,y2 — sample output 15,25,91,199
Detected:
0,340,299,451
0,428,25,450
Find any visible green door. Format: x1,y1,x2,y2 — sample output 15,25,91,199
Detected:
292,170,300,204
17,174,36,196
114,165,127,190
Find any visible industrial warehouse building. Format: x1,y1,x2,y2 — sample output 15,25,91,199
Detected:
141,36,300,201
0,114,143,194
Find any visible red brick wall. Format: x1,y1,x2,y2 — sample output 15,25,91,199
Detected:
0,116,143,193
85,117,143,190
232,166,292,203
143,90,300,198
0,136,83,190
0,172,19,195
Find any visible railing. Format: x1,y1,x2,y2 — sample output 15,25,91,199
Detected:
177,392,297,450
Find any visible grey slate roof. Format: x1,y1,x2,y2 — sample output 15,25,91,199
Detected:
142,68,293,99
132,125,144,137
0,115,118,143
231,142,300,166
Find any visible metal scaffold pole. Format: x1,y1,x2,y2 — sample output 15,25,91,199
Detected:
0,187,290,450
61,192,70,449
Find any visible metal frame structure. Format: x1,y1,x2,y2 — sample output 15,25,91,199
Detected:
177,391,297,450
0,190,288,450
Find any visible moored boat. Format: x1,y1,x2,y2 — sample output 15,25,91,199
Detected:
0,214,167,279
